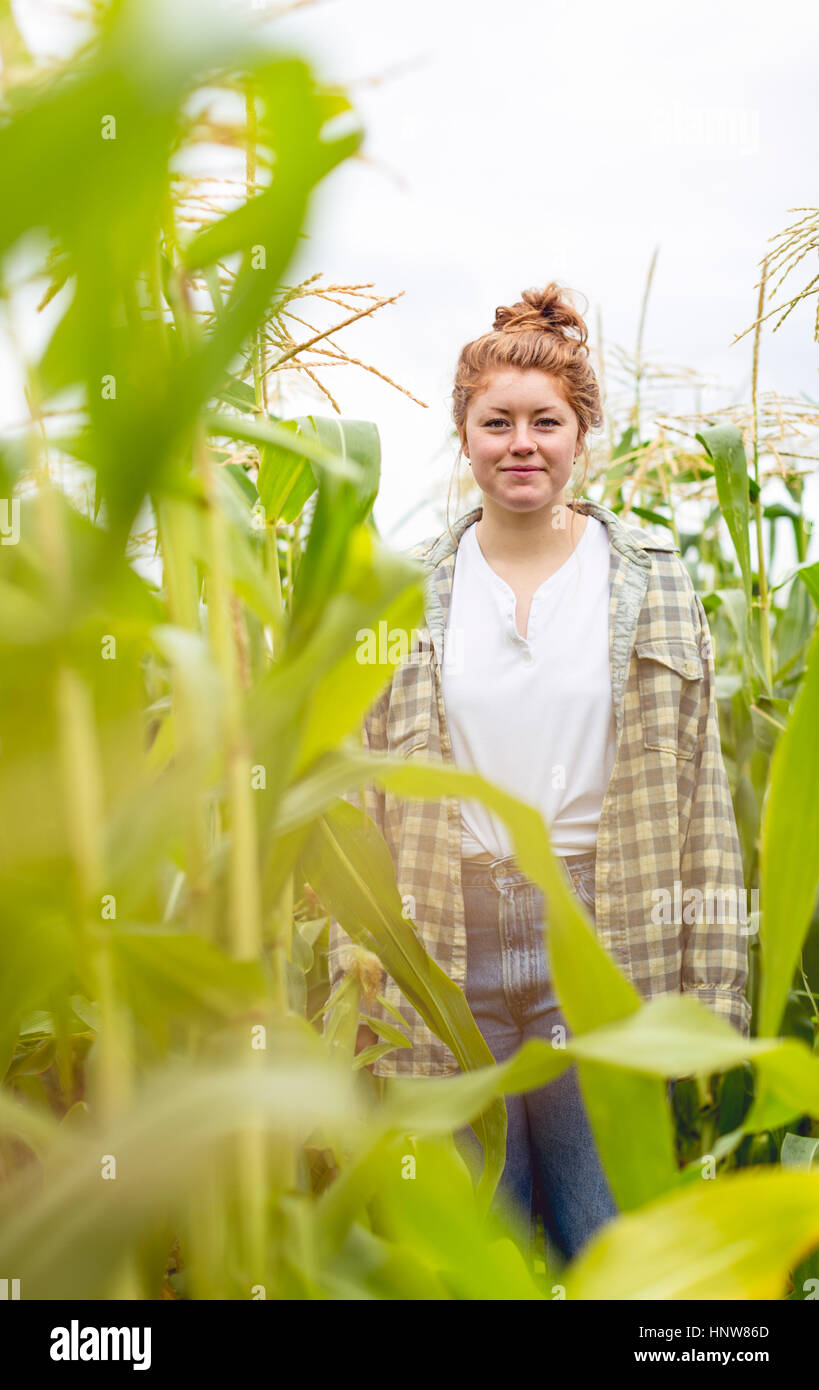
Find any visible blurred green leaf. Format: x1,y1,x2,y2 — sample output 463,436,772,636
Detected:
565,1168,819,1299
111,928,270,1029
758,621,819,1034
0,1035,358,1299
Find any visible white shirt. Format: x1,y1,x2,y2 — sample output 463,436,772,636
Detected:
441,514,616,859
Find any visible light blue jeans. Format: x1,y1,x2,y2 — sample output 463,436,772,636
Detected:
454,850,619,1265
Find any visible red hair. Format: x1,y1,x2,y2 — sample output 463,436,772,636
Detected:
446,283,604,536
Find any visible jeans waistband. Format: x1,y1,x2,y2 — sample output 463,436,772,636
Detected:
460,849,596,890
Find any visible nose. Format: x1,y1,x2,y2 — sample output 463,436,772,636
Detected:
508,425,539,458
510,428,538,454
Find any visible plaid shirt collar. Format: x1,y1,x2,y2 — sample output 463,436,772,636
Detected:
416,497,678,739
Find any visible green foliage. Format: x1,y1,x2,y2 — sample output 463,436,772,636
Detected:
0,0,817,1301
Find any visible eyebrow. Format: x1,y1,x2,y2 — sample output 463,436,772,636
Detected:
483,405,565,414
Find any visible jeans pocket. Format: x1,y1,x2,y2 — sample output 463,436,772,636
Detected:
572,863,597,916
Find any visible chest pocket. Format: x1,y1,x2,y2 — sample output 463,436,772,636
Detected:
386,646,435,758
634,638,704,760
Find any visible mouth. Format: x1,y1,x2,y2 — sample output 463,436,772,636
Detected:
503,466,542,473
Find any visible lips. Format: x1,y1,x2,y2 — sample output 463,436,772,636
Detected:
503,466,541,472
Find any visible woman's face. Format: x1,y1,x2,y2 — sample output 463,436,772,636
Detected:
461,368,581,516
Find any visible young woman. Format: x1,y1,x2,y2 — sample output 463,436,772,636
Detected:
328,283,751,1264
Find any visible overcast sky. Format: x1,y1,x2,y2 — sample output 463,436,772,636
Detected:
273,0,819,558
8,0,819,569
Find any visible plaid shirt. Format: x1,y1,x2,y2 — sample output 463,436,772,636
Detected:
328,498,752,1077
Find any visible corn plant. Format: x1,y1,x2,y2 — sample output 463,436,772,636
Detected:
0,0,818,1302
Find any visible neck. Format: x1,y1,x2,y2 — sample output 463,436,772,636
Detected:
475,493,582,563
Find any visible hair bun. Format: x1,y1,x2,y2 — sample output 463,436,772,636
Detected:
493,283,588,346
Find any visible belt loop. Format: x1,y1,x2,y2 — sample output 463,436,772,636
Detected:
488,854,516,892
492,874,515,940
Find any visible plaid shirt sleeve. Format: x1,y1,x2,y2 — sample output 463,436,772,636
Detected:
678,589,752,1036
326,685,390,1001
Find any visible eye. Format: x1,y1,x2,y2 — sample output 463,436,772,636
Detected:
483,417,560,428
